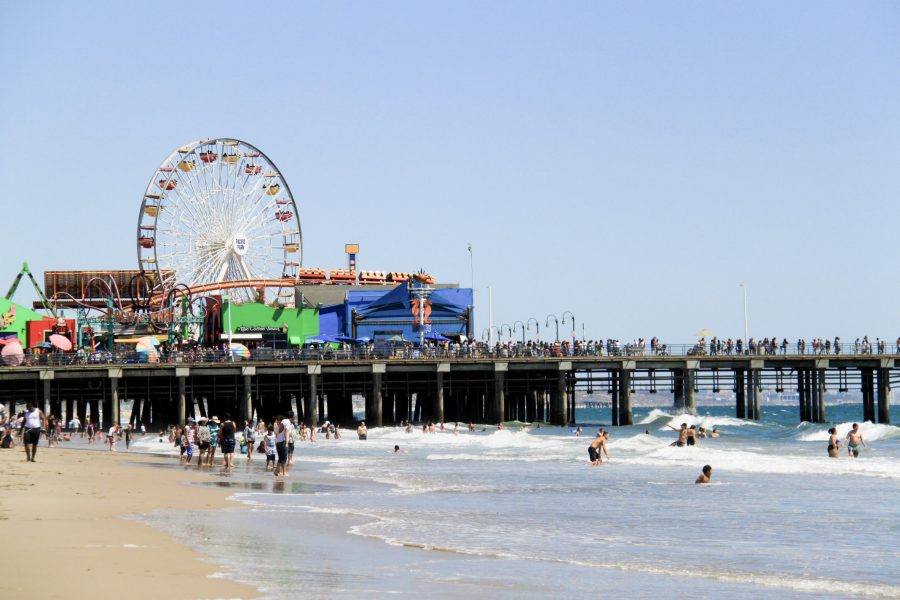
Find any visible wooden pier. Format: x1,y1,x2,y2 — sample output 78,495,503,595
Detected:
0,355,892,429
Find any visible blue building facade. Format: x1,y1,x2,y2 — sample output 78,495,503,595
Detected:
318,283,473,342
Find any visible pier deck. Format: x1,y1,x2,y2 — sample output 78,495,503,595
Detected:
0,354,892,429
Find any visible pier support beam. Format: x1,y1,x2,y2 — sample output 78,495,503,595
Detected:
672,369,685,412
177,375,187,424
746,370,759,420
810,369,820,424
243,372,253,425
877,365,891,424
371,367,384,427
109,375,120,427
435,369,446,424
551,366,569,426
306,371,319,427
494,363,507,425
40,372,53,417
861,368,875,423
735,369,746,419
684,369,696,415
619,369,633,426
816,368,826,423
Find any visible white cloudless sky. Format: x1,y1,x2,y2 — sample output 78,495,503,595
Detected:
1,1,899,342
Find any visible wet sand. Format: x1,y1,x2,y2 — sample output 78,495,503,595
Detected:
0,445,257,600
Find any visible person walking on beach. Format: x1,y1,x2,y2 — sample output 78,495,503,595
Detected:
183,420,195,465
827,427,841,458
107,424,119,452
667,423,689,447
243,419,255,463
21,403,45,462
195,418,211,465
274,414,289,477
124,424,133,451
263,425,276,472
207,416,220,467
286,413,297,466
219,414,236,471
86,421,95,444
695,465,712,484
845,424,867,458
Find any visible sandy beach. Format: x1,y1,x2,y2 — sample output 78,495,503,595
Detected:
0,445,257,600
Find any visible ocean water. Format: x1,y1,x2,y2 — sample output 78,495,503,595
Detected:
132,403,900,599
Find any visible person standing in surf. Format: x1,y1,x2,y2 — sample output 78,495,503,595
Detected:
588,431,609,465
827,427,840,458
845,424,867,458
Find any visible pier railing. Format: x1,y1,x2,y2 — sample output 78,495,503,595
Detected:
4,341,898,367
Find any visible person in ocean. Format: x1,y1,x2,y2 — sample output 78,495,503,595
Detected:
588,432,608,465
667,423,688,447
709,428,720,438
845,423,867,458
686,425,699,446
827,427,841,458
695,465,712,484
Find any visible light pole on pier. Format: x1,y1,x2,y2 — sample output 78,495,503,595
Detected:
513,321,526,344
527,318,540,341
546,314,559,342
467,243,475,329
562,311,576,347
740,283,749,349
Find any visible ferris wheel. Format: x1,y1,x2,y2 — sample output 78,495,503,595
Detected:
137,138,302,303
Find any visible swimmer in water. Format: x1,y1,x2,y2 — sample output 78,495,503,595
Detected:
710,428,720,438
827,427,840,458
695,464,712,484
845,423,867,458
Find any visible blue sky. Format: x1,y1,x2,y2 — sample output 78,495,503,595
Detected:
2,1,899,342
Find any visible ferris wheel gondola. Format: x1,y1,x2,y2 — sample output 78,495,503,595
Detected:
137,138,302,303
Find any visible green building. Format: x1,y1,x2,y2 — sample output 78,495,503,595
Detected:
222,299,319,347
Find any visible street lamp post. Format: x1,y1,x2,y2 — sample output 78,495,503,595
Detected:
546,314,559,342
740,283,749,348
527,318,540,341
562,311,576,347
513,320,526,344
468,243,475,330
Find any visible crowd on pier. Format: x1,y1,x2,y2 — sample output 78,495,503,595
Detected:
3,335,900,367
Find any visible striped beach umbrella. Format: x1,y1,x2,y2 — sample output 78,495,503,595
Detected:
228,343,251,360
136,347,160,363
135,336,161,351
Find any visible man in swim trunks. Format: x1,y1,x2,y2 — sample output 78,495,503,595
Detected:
588,432,608,465
845,423,867,458
695,464,712,484
667,423,688,447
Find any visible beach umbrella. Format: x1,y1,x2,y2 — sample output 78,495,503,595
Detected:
694,329,713,338
135,336,160,351
49,334,73,351
137,347,160,363
384,335,409,344
1,340,24,366
228,343,251,360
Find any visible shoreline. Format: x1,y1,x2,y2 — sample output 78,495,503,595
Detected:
0,446,258,600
